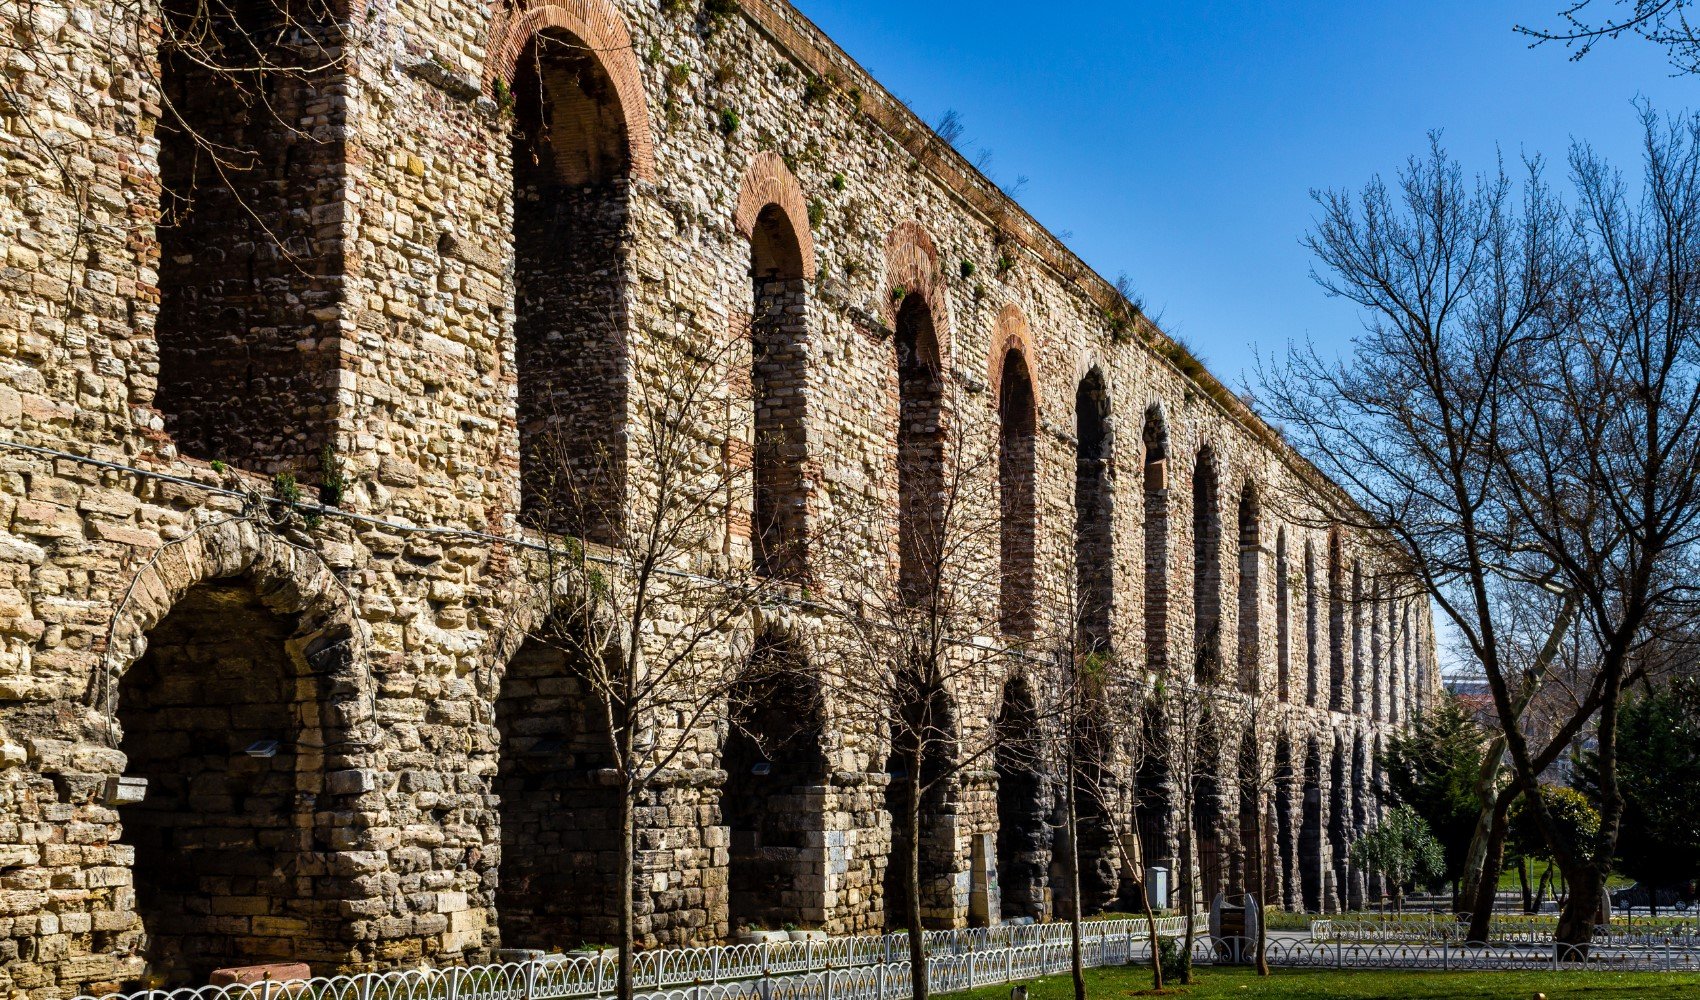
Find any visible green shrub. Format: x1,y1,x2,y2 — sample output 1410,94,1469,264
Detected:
1154,935,1187,981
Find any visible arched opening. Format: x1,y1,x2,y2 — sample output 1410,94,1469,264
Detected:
1192,449,1222,684
1274,736,1298,911
1192,744,1224,905
749,207,810,579
896,294,945,604
1057,706,1119,919
1075,371,1113,654
1237,733,1263,901
1370,577,1384,723
882,682,955,930
153,0,343,472
117,578,345,983
998,350,1038,639
994,680,1047,922
511,28,632,540
1328,530,1346,712
1276,529,1291,703
495,623,622,950
1236,487,1261,694
1413,612,1428,718
723,637,829,932
1393,603,1411,725
1349,737,1369,909
1300,742,1324,912
1351,561,1365,715
1135,704,1172,903
1305,541,1320,708
1143,406,1170,673
1328,736,1350,911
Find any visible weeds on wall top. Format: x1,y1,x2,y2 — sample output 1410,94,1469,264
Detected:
830,172,847,192
807,198,826,228
803,75,833,106
718,106,741,136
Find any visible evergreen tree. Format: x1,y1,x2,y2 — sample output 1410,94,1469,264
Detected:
1379,699,1487,886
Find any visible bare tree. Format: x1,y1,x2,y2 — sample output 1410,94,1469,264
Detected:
1519,1,1700,75
496,330,782,1000
1024,575,1162,998
1230,685,1281,976
1138,638,1230,985
1492,111,1700,946
814,398,1022,1000
1264,116,1700,949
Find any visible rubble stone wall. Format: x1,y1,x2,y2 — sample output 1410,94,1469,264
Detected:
0,0,1440,994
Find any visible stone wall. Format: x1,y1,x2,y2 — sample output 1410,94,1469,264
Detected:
0,0,1441,994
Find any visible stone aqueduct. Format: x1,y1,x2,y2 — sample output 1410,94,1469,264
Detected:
0,0,1437,992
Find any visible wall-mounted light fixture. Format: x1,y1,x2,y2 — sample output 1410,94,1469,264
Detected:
244,740,281,759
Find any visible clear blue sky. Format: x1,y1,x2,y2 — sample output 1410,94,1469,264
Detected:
792,0,1692,389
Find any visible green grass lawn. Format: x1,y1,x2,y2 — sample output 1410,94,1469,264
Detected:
956,963,1700,1000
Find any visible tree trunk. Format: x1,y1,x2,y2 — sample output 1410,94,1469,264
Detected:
1466,790,1513,943
1065,761,1086,1000
617,778,636,1000
1250,790,1268,976
1518,857,1533,914
1457,739,1507,919
1137,857,1164,991
906,774,928,1000
1553,666,1628,953
1180,802,1195,985
1556,867,1606,955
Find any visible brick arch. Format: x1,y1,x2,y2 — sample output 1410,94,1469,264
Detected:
735,151,817,281
988,304,1042,413
885,220,952,369
485,0,657,183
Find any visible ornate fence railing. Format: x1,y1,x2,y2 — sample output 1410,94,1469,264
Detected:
73,916,1200,1000
1310,914,1700,949
77,914,1700,1000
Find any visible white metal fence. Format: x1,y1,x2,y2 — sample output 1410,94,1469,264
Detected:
1310,914,1700,949
73,917,1197,1000
76,913,1700,1000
